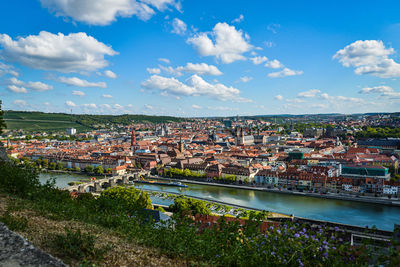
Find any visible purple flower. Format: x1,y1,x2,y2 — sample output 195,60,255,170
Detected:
277,229,281,234
323,252,328,258
319,246,323,251
294,233,300,238
331,235,335,240
339,238,343,242
298,259,304,267
332,247,336,250
323,240,328,245
261,241,265,245
335,226,339,231
271,251,275,256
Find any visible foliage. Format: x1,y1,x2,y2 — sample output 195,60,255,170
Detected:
163,168,206,178
94,165,104,175
51,228,108,262
99,186,152,212
169,195,211,216
0,100,6,134
0,161,41,197
0,212,28,231
85,165,94,173
356,126,400,139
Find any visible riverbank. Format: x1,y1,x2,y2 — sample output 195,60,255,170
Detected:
152,176,400,207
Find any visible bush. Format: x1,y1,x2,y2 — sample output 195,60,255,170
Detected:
169,195,211,216
0,161,41,197
0,212,28,231
99,186,152,213
51,228,107,261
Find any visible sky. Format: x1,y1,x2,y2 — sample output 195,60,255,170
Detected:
1,0,400,117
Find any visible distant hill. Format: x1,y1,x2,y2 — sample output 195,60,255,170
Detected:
3,110,184,133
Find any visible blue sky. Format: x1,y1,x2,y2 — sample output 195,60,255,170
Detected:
1,0,400,117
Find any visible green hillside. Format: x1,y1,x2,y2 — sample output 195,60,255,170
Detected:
3,110,184,133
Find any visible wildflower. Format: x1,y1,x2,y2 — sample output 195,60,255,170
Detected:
323,252,328,258
277,229,281,234
323,240,328,245
332,247,336,250
335,226,339,231
261,241,265,245
330,235,335,240
271,251,275,256
339,238,343,242
298,259,304,267
294,233,300,238
270,226,274,230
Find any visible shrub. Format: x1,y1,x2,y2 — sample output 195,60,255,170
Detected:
99,186,152,213
0,161,40,197
0,212,28,231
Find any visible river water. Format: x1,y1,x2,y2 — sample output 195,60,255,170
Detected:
39,173,400,231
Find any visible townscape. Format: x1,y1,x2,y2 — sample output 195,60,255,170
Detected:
3,113,400,199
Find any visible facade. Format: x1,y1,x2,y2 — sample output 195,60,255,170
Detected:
66,128,76,135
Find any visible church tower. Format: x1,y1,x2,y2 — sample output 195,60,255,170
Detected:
130,126,136,151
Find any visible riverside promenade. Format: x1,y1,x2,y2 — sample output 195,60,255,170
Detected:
150,176,400,207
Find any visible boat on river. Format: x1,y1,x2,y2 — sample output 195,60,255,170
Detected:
134,180,188,188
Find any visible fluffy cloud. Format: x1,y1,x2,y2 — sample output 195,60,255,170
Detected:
141,74,250,102
9,77,53,92
40,0,180,25
102,94,113,98
333,40,400,78
158,62,223,76
359,85,393,94
104,70,117,79
7,85,27,93
171,18,187,35
268,68,303,78
232,14,244,23
0,31,117,72
265,59,284,69
240,76,253,83
250,56,268,65
13,99,27,107
58,76,107,88
147,67,161,74
144,104,154,110
0,62,18,77
274,95,283,100
187,22,252,64
297,89,321,98
72,90,85,96
65,100,76,107
83,103,97,109
191,104,202,109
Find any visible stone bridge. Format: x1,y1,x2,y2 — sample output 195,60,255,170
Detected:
65,170,150,193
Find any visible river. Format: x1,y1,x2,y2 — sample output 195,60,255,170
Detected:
39,173,400,231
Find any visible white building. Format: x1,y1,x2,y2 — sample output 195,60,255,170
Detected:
383,185,398,195
66,128,77,135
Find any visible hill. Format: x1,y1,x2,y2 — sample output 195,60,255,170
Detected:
3,110,184,133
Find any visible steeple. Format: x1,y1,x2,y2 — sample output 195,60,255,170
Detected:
130,126,136,150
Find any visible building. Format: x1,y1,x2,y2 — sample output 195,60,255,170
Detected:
66,128,76,135
303,128,323,138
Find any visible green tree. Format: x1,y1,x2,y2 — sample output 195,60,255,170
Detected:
85,165,94,173
74,167,81,172
0,100,6,135
94,165,104,175
56,162,64,170
99,186,152,211
105,168,112,174
42,159,49,168
48,162,57,170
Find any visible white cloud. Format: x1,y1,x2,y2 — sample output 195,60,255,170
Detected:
297,89,321,98
26,81,53,92
13,99,27,107
72,90,85,96
336,96,365,104
320,93,330,100
187,22,252,64
171,18,187,35
250,56,268,65
7,85,27,93
40,0,179,25
311,103,328,109
0,31,117,72
147,67,161,74
65,100,76,107
9,77,53,92
141,74,251,102
114,103,123,109
144,104,154,110
83,103,97,109
274,94,283,100
104,70,117,79
232,14,244,23
158,58,170,64
265,59,284,69
264,41,275,48
207,106,238,111
0,61,18,77
102,94,113,98
158,62,223,76
100,104,112,109
191,104,202,109
268,68,303,78
58,76,107,88
359,85,394,94
240,76,253,83
333,40,400,78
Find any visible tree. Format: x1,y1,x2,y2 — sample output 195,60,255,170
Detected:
95,165,104,175
85,165,94,173
42,159,49,168
74,167,81,172
48,162,57,170
105,168,112,174
0,100,6,135
56,162,64,170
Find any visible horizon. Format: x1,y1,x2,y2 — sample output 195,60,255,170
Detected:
1,1,400,116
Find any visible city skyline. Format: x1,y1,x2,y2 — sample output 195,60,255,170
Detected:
1,0,400,117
